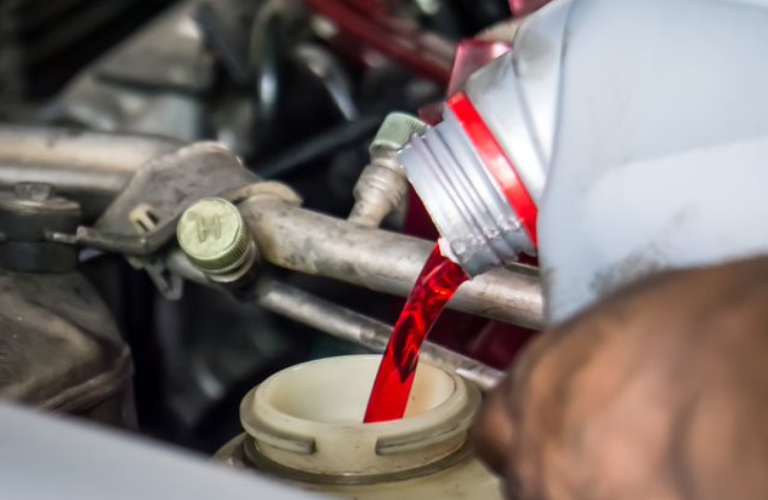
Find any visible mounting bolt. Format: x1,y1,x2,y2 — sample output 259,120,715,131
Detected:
177,198,256,283
0,183,82,273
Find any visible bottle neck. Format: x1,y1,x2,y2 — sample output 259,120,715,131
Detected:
399,0,572,276
399,92,539,277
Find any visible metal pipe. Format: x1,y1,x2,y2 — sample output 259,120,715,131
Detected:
164,248,506,388
165,247,208,285
0,125,180,220
0,125,541,328
241,197,544,329
256,280,505,390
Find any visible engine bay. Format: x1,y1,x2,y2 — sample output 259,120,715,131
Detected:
0,0,539,473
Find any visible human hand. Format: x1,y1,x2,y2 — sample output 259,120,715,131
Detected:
473,258,768,500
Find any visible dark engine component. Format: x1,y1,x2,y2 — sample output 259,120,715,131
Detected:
0,270,134,426
0,0,174,104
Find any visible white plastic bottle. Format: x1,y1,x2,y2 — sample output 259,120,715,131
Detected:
399,0,768,324
216,355,503,500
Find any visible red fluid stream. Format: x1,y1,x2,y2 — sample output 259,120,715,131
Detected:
363,244,468,423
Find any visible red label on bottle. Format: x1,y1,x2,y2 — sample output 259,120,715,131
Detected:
447,92,539,247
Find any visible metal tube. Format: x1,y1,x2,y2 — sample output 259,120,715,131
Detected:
0,125,541,328
256,280,505,390
164,250,505,388
165,248,208,285
241,197,544,329
0,125,180,220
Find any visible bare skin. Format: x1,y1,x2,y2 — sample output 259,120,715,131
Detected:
473,257,768,500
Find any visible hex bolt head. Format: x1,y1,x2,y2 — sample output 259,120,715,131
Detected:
370,112,428,153
177,198,254,277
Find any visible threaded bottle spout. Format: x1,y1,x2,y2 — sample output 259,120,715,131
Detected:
399,105,535,277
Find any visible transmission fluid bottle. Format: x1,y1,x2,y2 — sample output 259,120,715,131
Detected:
399,0,768,325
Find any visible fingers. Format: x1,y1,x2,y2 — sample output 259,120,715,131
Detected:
471,331,558,479
470,257,768,500
472,386,516,476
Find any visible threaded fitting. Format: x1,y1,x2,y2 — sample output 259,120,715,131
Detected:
398,109,534,277
349,113,427,228
370,113,428,153
177,198,256,282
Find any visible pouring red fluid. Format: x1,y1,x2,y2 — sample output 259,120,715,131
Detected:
364,244,468,423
